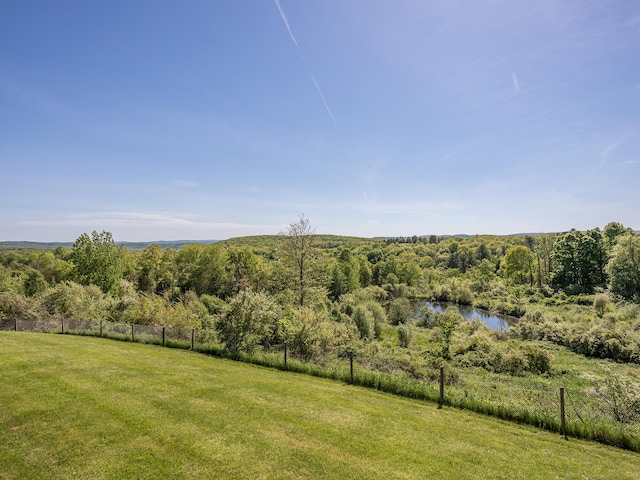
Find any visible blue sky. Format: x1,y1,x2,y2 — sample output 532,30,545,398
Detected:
1,0,639,241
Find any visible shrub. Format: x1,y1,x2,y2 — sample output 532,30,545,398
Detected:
352,305,374,340
523,345,552,374
364,301,387,339
457,286,474,305
388,297,412,325
595,374,640,424
490,345,528,376
397,324,413,348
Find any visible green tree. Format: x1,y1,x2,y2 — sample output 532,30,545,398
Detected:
136,244,177,295
606,233,640,300
396,251,423,285
550,229,606,291
71,231,125,293
397,323,413,348
226,246,263,293
216,289,280,356
470,258,497,291
439,309,458,360
534,234,555,286
351,305,374,340
23,269,48,297
328,249,360,301
603,221,627,251
176,244,229,297
502,246,534,285
388,297,412,325
357,256,372,287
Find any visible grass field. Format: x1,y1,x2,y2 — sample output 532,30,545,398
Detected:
1,332,639,479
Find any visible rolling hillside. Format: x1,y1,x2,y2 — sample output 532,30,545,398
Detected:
1,332,639,479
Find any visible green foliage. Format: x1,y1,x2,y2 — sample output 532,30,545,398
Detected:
199,294,228,316
603,221,628,250
282,307,353,361
42,281,111,321
176,244,229,297
0,289,44,320
502,246,534,285
388,297,412,325
216,289,280,356
328,249,361,300
23,269,48,297
363,300,386,338
594,373,640,424
226,246,264,293
397,323,413,348
515,309,640,364
606,233,640,300
593,293,611,317
438,308,459,360
550,229,606,292
352,305,374,340
136,244,177,295
71,231,126,293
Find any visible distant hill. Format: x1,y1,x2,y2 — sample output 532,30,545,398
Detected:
3,229,636,252
0,240,218,252
0,241,73,250
218,234,378,250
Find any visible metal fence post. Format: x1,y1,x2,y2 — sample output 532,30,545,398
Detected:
191,329,195,350
284,341,288,370
100,320,103,337
439,365,445,409
560,387,567,440
61,319,64,335
349,350,354,384
131,324,135,342
14,318,18,331
162,326,166,346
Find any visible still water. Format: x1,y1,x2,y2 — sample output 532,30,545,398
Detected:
416,301,515,331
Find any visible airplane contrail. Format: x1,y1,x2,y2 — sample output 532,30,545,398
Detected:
274,0,336,124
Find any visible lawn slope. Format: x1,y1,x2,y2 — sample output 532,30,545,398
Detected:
0,332,638,480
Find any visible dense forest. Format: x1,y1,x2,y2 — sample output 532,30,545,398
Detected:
2,218,640,379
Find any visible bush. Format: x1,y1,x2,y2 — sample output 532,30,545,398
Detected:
352,306,374,340
364,301,387,339
0,290,44,320
397,324,413,348
490,345,528,376
388,297,412,325
595,374,640,424
524,345,552,374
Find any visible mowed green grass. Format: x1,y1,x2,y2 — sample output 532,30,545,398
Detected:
1,333,638,480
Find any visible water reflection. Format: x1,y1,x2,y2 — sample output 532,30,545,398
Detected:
416,301,514,331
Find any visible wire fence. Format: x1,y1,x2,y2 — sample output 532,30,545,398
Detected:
2,318,639,452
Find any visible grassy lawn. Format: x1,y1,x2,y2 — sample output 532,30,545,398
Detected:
1,332,639,479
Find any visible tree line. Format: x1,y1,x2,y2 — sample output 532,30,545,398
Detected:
1,217,639,368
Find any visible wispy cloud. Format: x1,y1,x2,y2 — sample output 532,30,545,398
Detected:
511,72,520,93
601,141,620,166
172,180,200,189
19,211,276,231
273,0,336,124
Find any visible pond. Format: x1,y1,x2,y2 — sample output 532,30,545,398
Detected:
415,301,516,331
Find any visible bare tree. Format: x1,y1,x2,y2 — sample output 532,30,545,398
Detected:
280,214,316,307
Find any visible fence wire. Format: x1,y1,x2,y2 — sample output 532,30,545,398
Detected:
566,388,640,438
2,318,639,450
